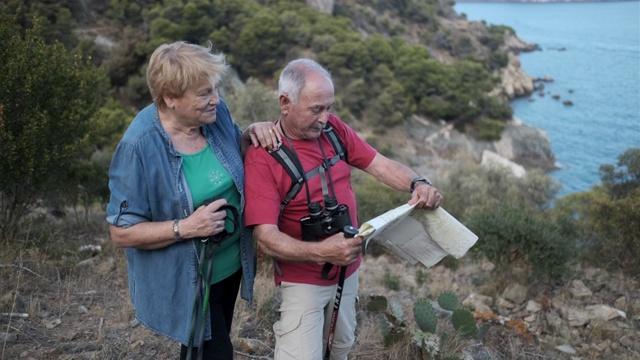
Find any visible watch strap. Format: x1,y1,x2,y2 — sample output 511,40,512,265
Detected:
410,177,432,192
172,219,183,242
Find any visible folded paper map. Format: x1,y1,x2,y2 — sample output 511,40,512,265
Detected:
358,204,478,268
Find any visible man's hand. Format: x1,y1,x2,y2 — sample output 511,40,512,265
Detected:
409,183,443,210
317,232,363,266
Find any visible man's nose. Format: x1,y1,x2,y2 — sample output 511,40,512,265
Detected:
318,109,330,124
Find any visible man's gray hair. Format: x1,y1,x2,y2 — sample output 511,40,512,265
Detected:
278,59,333,105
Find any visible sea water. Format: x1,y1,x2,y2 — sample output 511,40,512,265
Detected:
455,1,640,196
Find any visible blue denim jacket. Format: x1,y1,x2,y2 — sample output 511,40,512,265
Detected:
106,101,255,345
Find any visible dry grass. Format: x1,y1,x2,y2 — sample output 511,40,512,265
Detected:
2,207,639,360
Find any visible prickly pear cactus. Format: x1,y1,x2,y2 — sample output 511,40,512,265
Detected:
378,313,390,336
437,291,459,311
414,331,440,359
367,295,388,312
390,299,404,319
379,313,405,347
451,308,477,337
413,299,437,334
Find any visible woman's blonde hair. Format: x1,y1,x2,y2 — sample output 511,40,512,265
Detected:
147,41,228,110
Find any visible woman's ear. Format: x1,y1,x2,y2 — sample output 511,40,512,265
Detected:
163,92,177,110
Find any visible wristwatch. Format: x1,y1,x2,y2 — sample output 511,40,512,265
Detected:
172,219,183,242
410,177,432,192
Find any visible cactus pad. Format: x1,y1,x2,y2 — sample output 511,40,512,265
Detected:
413,299,437,333
451,308,477,337
437,291,459,311
367,295,388,312
390,299,404,319
378,313,390,336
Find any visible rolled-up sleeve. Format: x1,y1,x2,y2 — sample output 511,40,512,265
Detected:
106,142,151,228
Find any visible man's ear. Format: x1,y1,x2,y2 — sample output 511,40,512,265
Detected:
279,94,290,113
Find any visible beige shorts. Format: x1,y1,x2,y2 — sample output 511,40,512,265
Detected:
273,270,359,360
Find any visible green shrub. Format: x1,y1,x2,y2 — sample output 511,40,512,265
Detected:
599,147,640,200
353,171,409,226
584,189,640,279
466,205,577,280
475,117,506,141
439,255,460,271
225,77,280,128
555,148,640,279
488,51,509,70
437,159,559,223
382,267,401,290
0,11,108,240
454,35,474,57
415,268,430,285
481,25,515,51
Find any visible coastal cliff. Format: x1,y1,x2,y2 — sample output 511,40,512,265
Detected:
315,0,554,172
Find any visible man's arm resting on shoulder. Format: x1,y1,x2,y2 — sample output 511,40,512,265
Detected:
253,224,362,266
363,153,443,209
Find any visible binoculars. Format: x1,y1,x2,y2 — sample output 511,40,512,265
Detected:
300,195,352,241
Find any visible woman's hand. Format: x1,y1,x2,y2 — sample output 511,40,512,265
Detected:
242,122,282,153
180,199,229,239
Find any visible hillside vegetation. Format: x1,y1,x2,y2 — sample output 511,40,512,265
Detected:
0,0,523,241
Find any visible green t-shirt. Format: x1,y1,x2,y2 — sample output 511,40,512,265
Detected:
181,146,241,284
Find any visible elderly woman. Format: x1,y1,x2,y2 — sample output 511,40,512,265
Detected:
106,41,280,360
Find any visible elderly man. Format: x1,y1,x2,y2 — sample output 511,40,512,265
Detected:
244,58,443,360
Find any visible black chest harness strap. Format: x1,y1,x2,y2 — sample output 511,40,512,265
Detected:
269,123,347,209
268,123,349,278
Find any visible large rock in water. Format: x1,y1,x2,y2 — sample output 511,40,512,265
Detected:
487,31,539,100
491,53,536,100
495,118,556,171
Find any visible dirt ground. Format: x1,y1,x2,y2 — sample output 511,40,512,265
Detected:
1,212,638,360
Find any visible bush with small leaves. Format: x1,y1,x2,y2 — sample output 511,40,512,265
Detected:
0,10,108,239
382,268,401,291
467,204,577,281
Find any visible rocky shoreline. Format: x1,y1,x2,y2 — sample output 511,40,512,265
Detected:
437,32,556,175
